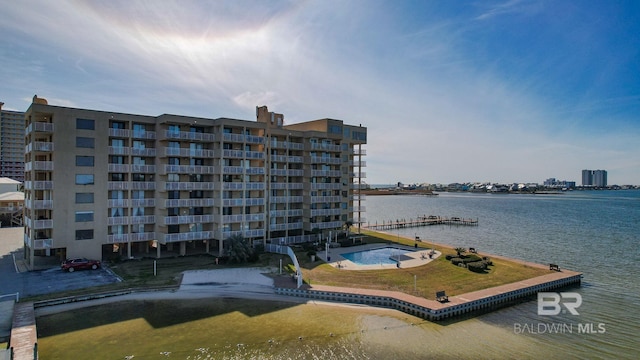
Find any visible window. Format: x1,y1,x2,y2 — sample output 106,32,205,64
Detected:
167,173,179,182
168,191,180,199
132,173,146,182
133,123,146,137
75,229,94,240
111,139,124,148
75,211,94,222
76,156,94,167
110,173,125,181
75,193,94,204
168,124,180,135
110,156,124,164
76,118,95,130
133,140,145,149
76,137,95,148
168,157,180,165
111,121,125,129
76,174,94,185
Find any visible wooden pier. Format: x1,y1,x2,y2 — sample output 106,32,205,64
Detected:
364,215,478,231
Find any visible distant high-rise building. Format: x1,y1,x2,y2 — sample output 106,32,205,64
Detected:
581,169,607,187
0,102,25,182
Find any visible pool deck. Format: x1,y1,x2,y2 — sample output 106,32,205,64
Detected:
316,242,442,270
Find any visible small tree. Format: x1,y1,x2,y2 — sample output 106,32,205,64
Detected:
344,220,354,239
455,247,467,257
226,234,254,263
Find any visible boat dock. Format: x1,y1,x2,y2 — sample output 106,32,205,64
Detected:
364,215,478,230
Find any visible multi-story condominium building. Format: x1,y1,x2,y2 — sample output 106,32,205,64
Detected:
0,102,25,182
23,96,366,267
581,169,607,187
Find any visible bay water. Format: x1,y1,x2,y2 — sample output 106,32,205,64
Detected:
364,190,639,359
38,190,639,359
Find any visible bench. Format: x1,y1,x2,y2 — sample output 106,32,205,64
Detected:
436,290,449,303
549,263,560,271
469,247,477,253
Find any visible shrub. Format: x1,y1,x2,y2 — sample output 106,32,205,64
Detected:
451,257,464,266
462,254,482,263
445,254,455,261
467,261,487,273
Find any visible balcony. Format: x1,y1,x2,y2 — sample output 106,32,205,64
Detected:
350,160,367,167
130,148,156,156
109,146,130,155
270,196,303,203
162,231,213,243
131,215,155,224
222,228,265,239
24,217,53,229
163,165,215,174
26,141,54,153
24,181,53,190
269,222,304,231
108,217,130,225
311,183,343,190
164,198,215,208
311,170,342,177
309,156,342,164
25,199,53,209
310,143,343,151
26,122,54,135
222,182,265,191
311,208,343,217
164,148,215,158
107,233,130,243
131,182,156,190
108,199,130,207
313,221,344,230
130,232,156,241
132,130,156,139
131,199,156,207
164,130,215,142
108,182,130,190
131,165,156,173
24,234,53,249
25,161,54,171
163,214,215,225
108,164,130,172
109,128,130,138
311,196,343,203
163,182,215,191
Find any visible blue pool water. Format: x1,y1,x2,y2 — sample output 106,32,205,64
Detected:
342,247,410,265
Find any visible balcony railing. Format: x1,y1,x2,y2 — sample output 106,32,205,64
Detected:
25,199,53,209
24,181,53,190
108,217,130,225
163,231,213,243
26,122,54,135
164,147,215,157
130,232,156,241
310,183,343,190
25,234,53,249
109,146,130,155
163,182,216,190
163,214,215,225
108,199,130,207
270,196,303,203
164,198,216,208
311,170,342,177
131,199,156,207
131,165,156,173
107,234,130,243
131,182,156,190
26,141,54,153
24,217,53,229
164,130,215,142
108,182,129,190
313,221,344,230
222,182,265,190
131,215,155,224
130,148,156,156
222,228,265,239
25,161,54,171
310,143,343,151
310,196,343,203
311,208,343,217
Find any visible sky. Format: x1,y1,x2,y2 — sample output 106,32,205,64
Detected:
1,0,639,185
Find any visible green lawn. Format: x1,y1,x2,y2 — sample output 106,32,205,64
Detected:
296,230,550,298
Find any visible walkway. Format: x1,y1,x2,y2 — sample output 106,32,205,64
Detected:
9,302,37,360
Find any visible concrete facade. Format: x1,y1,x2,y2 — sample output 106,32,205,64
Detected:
0,102,25,182
23,96,366,267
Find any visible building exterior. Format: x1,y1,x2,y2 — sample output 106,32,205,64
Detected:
0,102,25,182
543,178,576,189
581,169,607,187
0,177,24,227
23,96,366,267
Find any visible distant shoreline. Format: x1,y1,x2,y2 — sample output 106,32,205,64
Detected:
360,189,437,196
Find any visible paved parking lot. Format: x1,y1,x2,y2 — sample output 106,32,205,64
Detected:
0,228,121,299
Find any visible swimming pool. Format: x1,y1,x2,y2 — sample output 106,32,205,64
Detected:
342,247,410,265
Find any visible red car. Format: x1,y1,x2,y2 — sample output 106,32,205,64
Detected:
61,258,101,272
